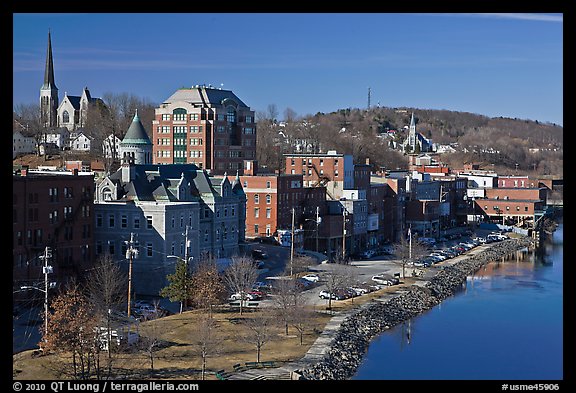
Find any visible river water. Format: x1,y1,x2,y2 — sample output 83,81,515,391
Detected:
353,221,563,380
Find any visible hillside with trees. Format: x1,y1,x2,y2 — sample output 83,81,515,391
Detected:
255,105,563,177
13,95,562,178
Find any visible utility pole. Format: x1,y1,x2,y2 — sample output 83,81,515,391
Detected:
408,226,412,261
183,226,190,310
342,207,347,260
290,207,295,276
316,206,320,253
125,233,138,318
41,246,52,342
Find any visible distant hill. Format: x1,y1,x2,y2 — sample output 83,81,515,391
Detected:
256,106,563,177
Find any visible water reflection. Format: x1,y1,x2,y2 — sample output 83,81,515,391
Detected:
354,222,563,380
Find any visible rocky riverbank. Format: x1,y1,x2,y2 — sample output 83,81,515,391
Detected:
297,236,535,380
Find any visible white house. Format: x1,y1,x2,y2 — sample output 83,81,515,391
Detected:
69,130,94,152
12,130,37,158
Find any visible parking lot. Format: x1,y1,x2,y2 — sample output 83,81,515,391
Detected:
251,227,509,310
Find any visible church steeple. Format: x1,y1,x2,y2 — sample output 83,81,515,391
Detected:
40,30,59,128
42,30,57,90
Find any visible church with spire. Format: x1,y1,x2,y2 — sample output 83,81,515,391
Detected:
401,112,433,154
39,30,103,132
40,30,59,129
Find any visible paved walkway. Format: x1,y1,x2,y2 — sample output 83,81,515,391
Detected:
223,242,497,380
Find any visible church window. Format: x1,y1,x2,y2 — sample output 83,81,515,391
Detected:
63,110,70,123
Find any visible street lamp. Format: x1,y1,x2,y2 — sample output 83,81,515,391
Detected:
19,285,53,342
20,246,54,344
342,207,350,260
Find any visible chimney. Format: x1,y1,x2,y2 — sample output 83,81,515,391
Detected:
121,154,136,183
21,165,29,176
365,157,370,165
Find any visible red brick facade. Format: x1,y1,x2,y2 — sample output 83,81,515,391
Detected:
228,174,325,239
13,169,95,293
152,87,256,175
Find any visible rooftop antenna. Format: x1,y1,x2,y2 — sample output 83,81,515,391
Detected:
368,87,371,110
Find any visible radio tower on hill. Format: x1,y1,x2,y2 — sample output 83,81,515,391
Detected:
367,87,371,110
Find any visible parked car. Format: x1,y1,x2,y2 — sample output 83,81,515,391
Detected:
248,290,264,300
132,303,161,319
361,249,376,259
252,281,273,292
296,278,314,289
230,292,256,301
253,260,265,269
372,274,398,286
319,290,343,300
301,273,320,283
251,249,268,260
251,236,280,245
348,285,369,296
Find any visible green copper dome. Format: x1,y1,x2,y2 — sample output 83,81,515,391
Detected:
121,111,151,145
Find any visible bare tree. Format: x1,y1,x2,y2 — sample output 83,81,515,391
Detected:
86,255,127,378
13,103,45,157
283,107,298,123
393,233,429,278
222,256,259,315
322,257,357,310
138,315,163,371
192,315,222,380
285,255,315,276
290,299,314,345
272,278,300,335
266,104,279,123
242,310,275,362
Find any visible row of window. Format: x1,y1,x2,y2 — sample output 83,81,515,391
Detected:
14,245,91,268
157,126,204,134
254,208,272,218
253,194,272,204
291,168,336,176
253,224,272,236
14,225,91,247
485,205,529,212
96,208,237,230
96,214,153,229
14,188,92,205
160,112,253,123
290,158,338,166
156,150,204,158
95,225,238,258
13,205,91,224
215,162,244,170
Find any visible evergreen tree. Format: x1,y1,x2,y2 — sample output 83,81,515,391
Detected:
160,259,193,313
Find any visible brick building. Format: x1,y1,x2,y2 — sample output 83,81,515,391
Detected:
152,85,256,175
231,173,325,240
13,166,95,298
475,187,547,226
284,151,354,200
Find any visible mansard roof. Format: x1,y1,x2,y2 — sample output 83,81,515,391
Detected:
107,163,220,202
163,86,249,109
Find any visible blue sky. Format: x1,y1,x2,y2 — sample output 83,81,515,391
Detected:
13,13,563,125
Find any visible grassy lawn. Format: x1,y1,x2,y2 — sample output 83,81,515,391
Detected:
13,281,414,380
